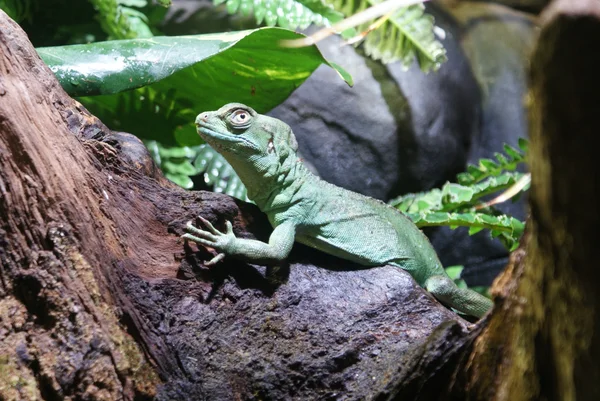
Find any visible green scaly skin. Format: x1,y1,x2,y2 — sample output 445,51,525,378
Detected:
182,103,493,318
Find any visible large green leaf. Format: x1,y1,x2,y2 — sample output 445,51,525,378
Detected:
37,28,351,96
37,28,352,146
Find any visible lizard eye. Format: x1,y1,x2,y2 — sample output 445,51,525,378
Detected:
229,109,251,127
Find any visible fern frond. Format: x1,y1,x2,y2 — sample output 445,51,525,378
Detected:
408,211,525,251
457,139,528,186
89,0,153,39
392,172,526,214
215,0,343,30
81,87,196,145
325,0,446,69
146,141,249,200
364,3,445,68
391,139,529,250
193,145,249,201
146,141,198,188
0,0,33,22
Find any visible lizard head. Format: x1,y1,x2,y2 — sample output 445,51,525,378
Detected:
195,103,298,165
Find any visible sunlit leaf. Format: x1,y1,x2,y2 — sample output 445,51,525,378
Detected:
38,28,352,146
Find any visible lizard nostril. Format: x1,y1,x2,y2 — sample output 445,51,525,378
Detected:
196,113,209,126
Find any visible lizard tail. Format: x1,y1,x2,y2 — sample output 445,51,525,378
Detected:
424,275,493,318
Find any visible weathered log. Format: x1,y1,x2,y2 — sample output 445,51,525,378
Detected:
377,1,600,400
0,9,474,401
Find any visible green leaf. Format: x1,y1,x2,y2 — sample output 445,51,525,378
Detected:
38,28,351,97
503,144,522,160
164,172,194,189
518,137,529,153
406,211,525,247
0,0,33,22
479,158,498,171
442,183,474,204
444,265,463,281
392,172,526,215
390,189,442,213
468,226,485,235
146,140,200,189
494,152,508,166
457,142,527,186
38,28,352,146
89,0,153,40
163,160,197,176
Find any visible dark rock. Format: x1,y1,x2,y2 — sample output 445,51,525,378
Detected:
268,4,480,200
123,190,467,400
464,0,550,13
135,260,465,400
429,3,536,285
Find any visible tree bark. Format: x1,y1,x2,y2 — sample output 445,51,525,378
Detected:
0,12,164,401
377,1,600,400
468,1,600,399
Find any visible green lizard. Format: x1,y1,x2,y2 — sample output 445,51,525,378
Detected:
182,103,493,318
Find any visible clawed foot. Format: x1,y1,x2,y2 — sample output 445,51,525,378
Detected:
182,216,235,266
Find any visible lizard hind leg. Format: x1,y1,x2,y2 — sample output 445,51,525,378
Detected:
424,275,493,318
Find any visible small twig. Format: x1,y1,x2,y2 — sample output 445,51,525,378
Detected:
474,173,531,210
280,0,428,48
346,11,395,45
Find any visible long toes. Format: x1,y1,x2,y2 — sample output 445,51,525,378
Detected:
225,220,233,234
198,216,221,235
181,233,214,247
185,225,218,241
205,253,226,266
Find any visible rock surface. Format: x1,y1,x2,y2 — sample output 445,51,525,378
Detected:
431,2,536,285
269,4,480,200
139,257,465,400
139,192,466,400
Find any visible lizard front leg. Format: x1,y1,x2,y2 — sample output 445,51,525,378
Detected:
182,217,296,265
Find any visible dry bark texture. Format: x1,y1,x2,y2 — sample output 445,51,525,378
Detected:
0,12,163,401
464,2,600,399
0,9,472,401
378,1,600,400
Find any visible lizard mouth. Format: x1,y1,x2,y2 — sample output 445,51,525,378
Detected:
196,122,257,151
